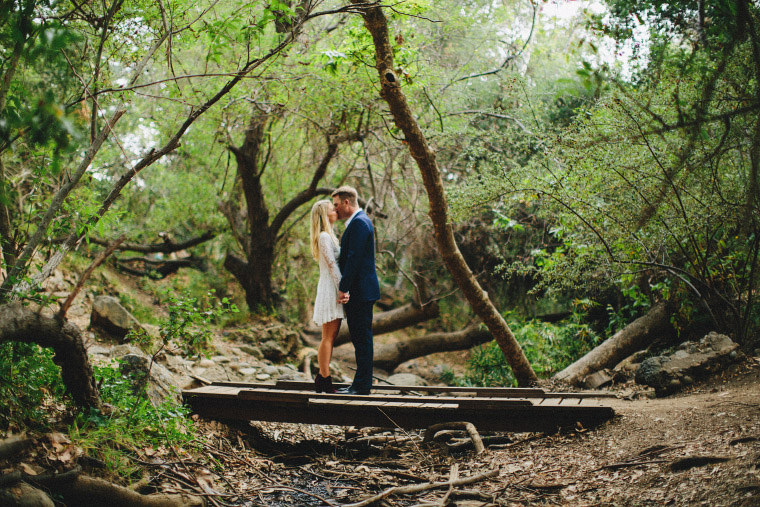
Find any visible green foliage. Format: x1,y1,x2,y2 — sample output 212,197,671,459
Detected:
455,315,603,387
119,293,160,326
0,342,67,430
70,364,196,480
157,289,238,357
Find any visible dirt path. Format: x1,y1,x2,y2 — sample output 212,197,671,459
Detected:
217,357,759,506
478,357,760,506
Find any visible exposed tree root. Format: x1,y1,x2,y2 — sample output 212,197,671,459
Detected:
0,302,100,408
423,422,485,454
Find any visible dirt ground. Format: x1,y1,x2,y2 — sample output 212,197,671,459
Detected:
184,354,759,507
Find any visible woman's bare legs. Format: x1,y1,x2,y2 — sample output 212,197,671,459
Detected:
318,319,341,377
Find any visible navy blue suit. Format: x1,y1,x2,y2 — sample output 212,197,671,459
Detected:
338,210,380,392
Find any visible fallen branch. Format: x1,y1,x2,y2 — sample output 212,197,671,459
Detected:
554,301,673,386
305,301,440,347
599,459,669,470
114,256,204,279
87,231,216,253
423,422,485,454
338,469,498,507
372,324,491,371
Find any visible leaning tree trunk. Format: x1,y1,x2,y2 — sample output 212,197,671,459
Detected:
553,301,673,386
373,325,492,372
350,2,538,386
0,303,101,409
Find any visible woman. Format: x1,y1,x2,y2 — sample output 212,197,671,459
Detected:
310,199,346,393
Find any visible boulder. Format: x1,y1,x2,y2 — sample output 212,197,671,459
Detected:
237,344,264,359
387,373,429,387
259,340,286,361
635,332,741,394
117,350,181,405
90,295,142,341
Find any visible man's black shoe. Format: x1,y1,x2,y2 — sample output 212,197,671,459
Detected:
336,386,371,395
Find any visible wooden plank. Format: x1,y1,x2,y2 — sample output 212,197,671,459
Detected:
206,380,617,399
267,380,548,397
234,388,534,408
309,399,460,410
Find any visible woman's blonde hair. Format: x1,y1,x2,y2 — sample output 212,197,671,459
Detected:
310,199,338,260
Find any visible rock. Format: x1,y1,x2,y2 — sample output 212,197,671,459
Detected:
87,345,111,356
635,332,741,395
239,368,258,376
90,295,142,341
163,354,193,373
263,365,279,375
256,373,271,381
198,358,216,368
584,370,613,389
211,355,231,364
260,340,286,361
387,373,429,387
237,344,264,359
277,371,309,382
224,329,258,343
142,324,161,341
117,351,181,405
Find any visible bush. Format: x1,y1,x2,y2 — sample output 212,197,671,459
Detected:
0,342,67,431
457,316,602,386
70,363,196,480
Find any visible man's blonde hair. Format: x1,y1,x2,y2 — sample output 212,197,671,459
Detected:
331,185,358,206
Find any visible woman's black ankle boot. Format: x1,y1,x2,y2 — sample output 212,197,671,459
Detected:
315,373,336,393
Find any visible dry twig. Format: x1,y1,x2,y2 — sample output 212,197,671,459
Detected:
337,469,499,507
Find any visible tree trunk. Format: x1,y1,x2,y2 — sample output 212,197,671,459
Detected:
0,303,100,409
305,300,440,347
224,113,276,309
553,301,673,386
373,325,491,372
349,2,538,385
224,110,362,310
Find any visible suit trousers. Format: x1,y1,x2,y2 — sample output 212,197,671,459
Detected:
345,299,374,391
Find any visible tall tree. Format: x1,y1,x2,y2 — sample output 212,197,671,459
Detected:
348,0,538,386
222,108,364,309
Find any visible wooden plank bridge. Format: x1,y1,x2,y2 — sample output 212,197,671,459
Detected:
183,381,616,433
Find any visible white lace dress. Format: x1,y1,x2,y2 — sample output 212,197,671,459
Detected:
312,231,345,325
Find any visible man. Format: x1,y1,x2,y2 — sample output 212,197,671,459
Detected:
331,186,380,395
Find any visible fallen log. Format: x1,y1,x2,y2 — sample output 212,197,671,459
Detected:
372,325,491,371
304,300,440,347
553,301,673,386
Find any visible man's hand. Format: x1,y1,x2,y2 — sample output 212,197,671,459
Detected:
338,291,350,304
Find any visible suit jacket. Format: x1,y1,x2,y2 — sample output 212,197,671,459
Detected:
338,210,380,302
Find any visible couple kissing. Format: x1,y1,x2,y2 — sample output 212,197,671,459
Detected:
309,186,380,395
